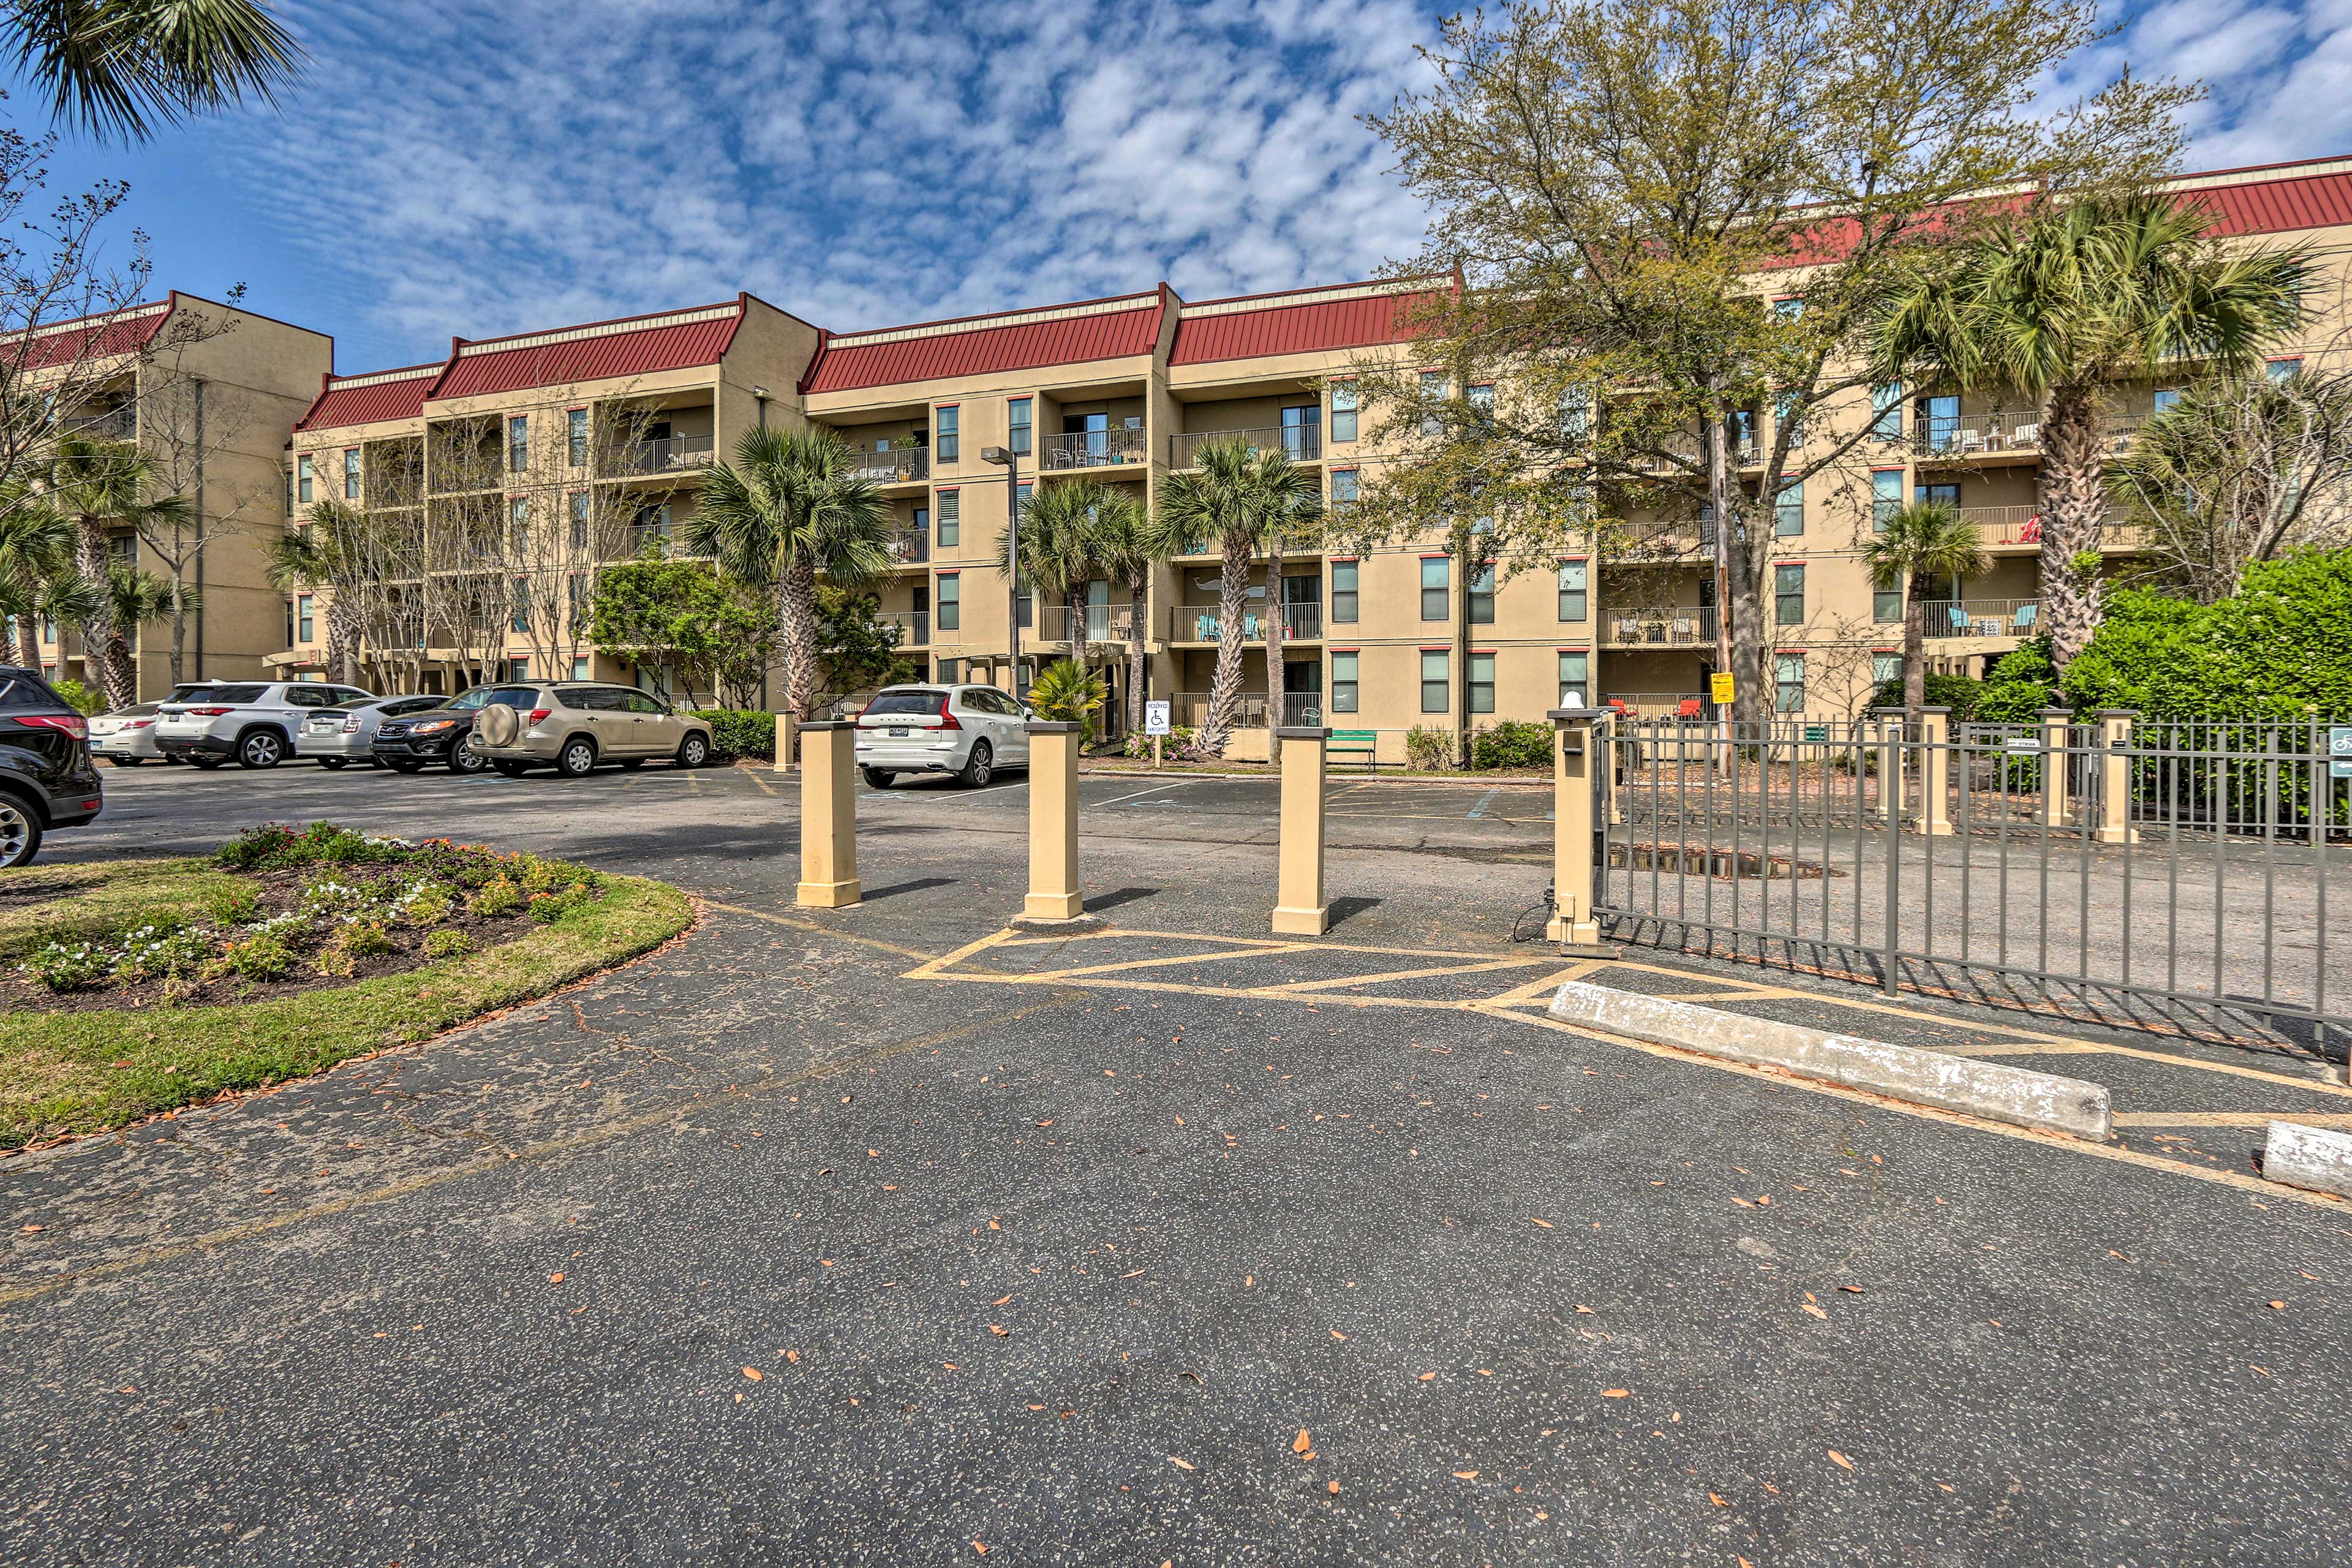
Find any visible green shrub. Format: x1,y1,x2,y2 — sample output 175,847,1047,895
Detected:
1125,723,1196,758
1866,671,1986,719
1404,726,1453,771
423,928,475,962
527,884,597,925
216,821,403,871
316,922,394,977
1471,720,1551,770
113,925,210,982
203,883,260,926
21,940,111,992
690,709,777,761
402,883,456,925
50,678,105,717
214,931,298,982
472,877,524,918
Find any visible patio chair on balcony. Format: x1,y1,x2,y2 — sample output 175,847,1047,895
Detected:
1676,698,1704,718
2011,422,2040,448
1194,613,1218,641
1947,605,1972,634
1243,612,1263,639
1671,614,1695,641
2011,603,2038,635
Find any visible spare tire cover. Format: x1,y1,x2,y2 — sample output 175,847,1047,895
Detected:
477,703,521,747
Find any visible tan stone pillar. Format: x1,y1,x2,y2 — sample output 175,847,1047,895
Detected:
2041,707,2073,829
1271,725,1330,935
1917,706,1954,837
2096,709,2138,845
1546,707,1608,951
794,721,859,908
1022,722,1085,922
774,710,797,772
1870,707,1906,821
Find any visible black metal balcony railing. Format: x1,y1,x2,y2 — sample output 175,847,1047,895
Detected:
1912,413,2146,459
884,527,929,565
627,432,715,473
846,447,930,484
65,408,136,442
1604,607,1719,647
1041,425,1148,470
1040,606,1137,645
1167,425,1321,470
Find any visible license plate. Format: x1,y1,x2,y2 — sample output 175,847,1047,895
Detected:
889,726,910,738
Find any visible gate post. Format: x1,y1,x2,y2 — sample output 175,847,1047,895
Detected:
1547,707,1610,952
1022,721,1087,922
774,711,797,773
1918,706,1954,836
794,721,861,908
1271,726,1331,935
2041,708,2073,829
2096,709,2139,845
1874,710,1905,825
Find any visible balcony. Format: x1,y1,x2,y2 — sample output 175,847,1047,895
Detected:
1169,601,1323,643
623,432,715,474
1919,598,2040,639
1038,605,1139,646
883,527,929,565
1913,414,2147,462
1167,425,1321,470
65,408,135,442
846,447,929,485
873,609,930,647
1942,505,2148,551
1604,607,1718,647
1041,425,1148,471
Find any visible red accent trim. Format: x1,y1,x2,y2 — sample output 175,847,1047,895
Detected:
1330,647,1360,655
1869,466,1904,475
935,402,959,409
937,568,961,576
1327,555,1359,563
1470,648,1498,657
1419,552,1450,559
1555,646,1590,654
1773,559,1806,567
1774,647,1808,655
935,484,960,492
1872,647,1901,654
1419,645,1452,652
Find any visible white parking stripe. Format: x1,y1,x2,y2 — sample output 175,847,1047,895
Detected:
1468,787,1502,818
1093,779,1195,807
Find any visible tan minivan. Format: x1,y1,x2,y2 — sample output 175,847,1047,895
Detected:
472,682,715,777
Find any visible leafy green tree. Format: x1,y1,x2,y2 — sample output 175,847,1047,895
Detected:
1026,657,1107,744
688,428,893,722
584,551,768,708
1082,486,1165,737
99,560,194,699
1877,192,2310,668
810,584,911,709
1352,0,2188,723
0,480,75,668
1859,501,1988,716
1155,437,1321,757
996,478,1099,666
9,0,303,143
43,437,188,706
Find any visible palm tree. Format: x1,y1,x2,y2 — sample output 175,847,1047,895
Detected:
1156,438,1324,758
1860,502,1988,717
267,499,376,684
688,428,893,722
9,0,303,143
0,481,75,668
100,562,196,701
43,438,190,707
1876,191,2311,669
1085,488,1166,739
996,478,1100,673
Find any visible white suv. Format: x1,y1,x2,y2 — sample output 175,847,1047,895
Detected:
854,684,1031,788
154,680,377,769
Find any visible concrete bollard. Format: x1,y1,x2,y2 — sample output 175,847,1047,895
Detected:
774,711,797,773
794,721,860,908
2096,709,2139,845
1022,721,1086,922
1271,726,1331,935
1918,706,1954,836
1547,708,1610,952
1871,708,1905,823
2041,707,2072,829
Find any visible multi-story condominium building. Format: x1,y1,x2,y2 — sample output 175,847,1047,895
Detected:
277,154,2352,755
7,292,333,694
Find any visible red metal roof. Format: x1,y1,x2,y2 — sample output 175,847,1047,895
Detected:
1170,284,1438,365
295,366,440,432
2188,171,2352,236
802,295,1163,394
428,300,744,401
6,300,173,371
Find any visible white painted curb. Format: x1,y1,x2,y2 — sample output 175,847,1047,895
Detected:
1547,982,2113,1141
2263,1121,2352,1199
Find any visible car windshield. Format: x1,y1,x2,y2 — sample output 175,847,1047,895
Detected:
865,690,947,717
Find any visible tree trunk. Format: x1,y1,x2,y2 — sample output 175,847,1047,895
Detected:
73,519,124,706
104,631,135,704
1727,502,1767,729
2038,385,2106,671
1126,574,1147,741
15,613,40,670
778,564,820,721
1265,535,1286,763
1191,535,1252,758
1904,576,1928,715
1455,543,1472,767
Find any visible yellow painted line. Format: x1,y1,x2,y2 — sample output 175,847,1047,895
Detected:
702,900,944,965
1262,957,1546,995
1483,960,1611,1006
742,768,778,797
1019,944,1321,982
1336,810,1553,825
902,924,1025,980
992,929,1293,951
1107,927,1561,962
2113,1112,2352,1129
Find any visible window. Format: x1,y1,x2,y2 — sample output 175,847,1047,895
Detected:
1331,560,1359,624
571,655,590,680
1016,481,1031,520
1420,650,1448,713
570,492,590,551
1420,370,1446,435
508,496,529,554
509,658,532,683
932,488,962,548
1558,652,1589,709
1467,383,1494,429
1872,469,1904,529
1558,560,1588,622
935,405,959,461
2153,388,2180,415
1468,652,1496,714
296,594,313,642
1915,481,1958,508
1774,563,1805,625
282,600,294,644
507,415,529,472
1775,394,1804,447
1330,379,1358,443
2268,358,2302,383
568,408,589,467
296,454,313,505
1329,469,1359,509
343,448,361,500
1015,582,1032,630
937,573,960,631
1871,382,1903,440
566,573,586,630
1774,653,1806,713
1874,582,1902,623
1775,482,1803,537
1008,398,1031,456
1281,404,1320,460
1331,651,1359,712
1772,296,1803,321
511,578,530,634
1420,557,1449,620
1468,562,1495,625
1560,386,1591,443
1872,652,1902,685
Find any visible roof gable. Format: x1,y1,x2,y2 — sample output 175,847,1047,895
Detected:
802,292,1165,395
1170,279,1441,366
295,364,442,432
6,300,173,372
428,300,744,401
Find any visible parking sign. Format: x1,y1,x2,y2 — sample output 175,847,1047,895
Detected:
2331,726,2352,778
1144,701,1170,736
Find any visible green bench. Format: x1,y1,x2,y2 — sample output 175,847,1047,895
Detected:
1328,729,1380,769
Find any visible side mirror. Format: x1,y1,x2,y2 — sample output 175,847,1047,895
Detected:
1022,706,1035,720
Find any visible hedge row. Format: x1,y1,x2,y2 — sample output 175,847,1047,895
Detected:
689,709,777,760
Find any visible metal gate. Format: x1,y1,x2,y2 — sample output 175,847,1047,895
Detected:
1593,715,2352,1051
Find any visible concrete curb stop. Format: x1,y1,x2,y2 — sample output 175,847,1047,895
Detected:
2263,1121,2352,1199
1546,982,2114,1141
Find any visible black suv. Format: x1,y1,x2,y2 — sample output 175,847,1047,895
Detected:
371,685,538,774
0,666,104,867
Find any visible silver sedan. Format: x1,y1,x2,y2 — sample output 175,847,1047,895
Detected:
296,694,448,769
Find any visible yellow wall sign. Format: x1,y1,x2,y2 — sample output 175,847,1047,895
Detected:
1709,673,1735,705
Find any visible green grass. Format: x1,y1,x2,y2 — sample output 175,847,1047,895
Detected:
0,860,693,1150
0,861,252,962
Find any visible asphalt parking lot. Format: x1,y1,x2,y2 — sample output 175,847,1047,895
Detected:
4,759,2350,1565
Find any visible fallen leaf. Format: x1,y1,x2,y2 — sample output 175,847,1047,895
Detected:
973,1545,985,1556
943,1363,959,1371
1828,1449,1854,1471
1418,1372,1436,1382
548,1272,564,1284
742,1367,763,1381
1453,1470,1479,1480
1709,1493,1727,1506
785,1349,799,1364
993,1295,1012,1306
19,1225,42,1234
989,1325,1008,1336
1168,1456,1196,1471
1839,1284,1864,1294
867,1149,878,1158
1802,1304,1828,1321
1293,1428,1313,1453
1574,1305,1595,1314
987,1219,1000,1231
1528,1218,1555,1229
1121,1268,1145,1279
1601,1389,1630,1398
1028,1403,1045,1411
1330,1330,1346,1341
2268,1300,2286,1310
1327,1480,1341,1494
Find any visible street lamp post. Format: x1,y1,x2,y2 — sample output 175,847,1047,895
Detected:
982,445,1020,691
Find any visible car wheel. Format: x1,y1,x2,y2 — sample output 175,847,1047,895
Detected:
448,731,488,774
107,756,144,767
491,760,532,778
861,767,895,790
187,754,225,770
0,794,42,868
236,729,285,769
384,759,425,775
556,736,597,778
319,758,348,771
676,733,710,769
959,739,994,788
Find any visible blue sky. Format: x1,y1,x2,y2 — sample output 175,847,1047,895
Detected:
17,0,2347,375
